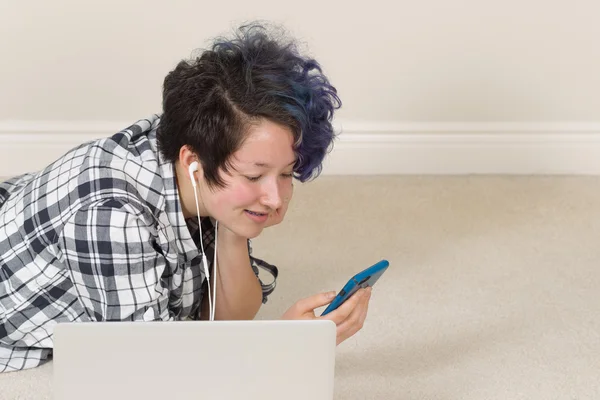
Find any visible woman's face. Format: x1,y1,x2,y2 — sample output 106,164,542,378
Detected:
197,119,296,239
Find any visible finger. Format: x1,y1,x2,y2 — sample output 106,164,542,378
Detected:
354,288,372,330
338,290,370,333
335,289,372,344
321,288,366,325
295,291,337,313
358,288,372,325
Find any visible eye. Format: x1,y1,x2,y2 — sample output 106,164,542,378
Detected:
245,175,262,182
281,172,294,179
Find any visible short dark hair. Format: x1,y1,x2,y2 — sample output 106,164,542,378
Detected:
156,22,341,188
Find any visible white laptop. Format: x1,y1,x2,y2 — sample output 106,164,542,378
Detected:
53,319,336,400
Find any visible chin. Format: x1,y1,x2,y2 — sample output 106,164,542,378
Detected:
229,223,264,240
242,226,265,239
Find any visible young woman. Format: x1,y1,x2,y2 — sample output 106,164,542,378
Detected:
0,23,372,373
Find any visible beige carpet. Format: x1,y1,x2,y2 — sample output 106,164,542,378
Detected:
2,176,600,399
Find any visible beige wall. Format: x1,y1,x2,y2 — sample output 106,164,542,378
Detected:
2,0,600,124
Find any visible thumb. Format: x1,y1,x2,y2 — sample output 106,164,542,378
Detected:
296,291,337,312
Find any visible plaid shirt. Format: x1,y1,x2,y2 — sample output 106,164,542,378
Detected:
0,115,278,372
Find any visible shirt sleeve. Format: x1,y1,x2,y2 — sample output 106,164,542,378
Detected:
55,199,172,322
247,239,279,304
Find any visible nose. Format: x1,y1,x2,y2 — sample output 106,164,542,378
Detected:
261,179,282,210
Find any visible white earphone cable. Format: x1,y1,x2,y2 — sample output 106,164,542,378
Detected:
189,162,218,321
212,221,218,321
193,186,214,321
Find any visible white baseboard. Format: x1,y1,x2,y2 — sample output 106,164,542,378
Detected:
2,121,600,177
325,122,600,175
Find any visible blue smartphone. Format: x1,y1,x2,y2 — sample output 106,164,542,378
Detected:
320,259,389,316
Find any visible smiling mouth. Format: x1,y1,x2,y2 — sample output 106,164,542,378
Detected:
245,210,268,217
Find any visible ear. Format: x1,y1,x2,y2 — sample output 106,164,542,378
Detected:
178,145,202,183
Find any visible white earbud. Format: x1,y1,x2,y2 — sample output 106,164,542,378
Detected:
188,161,199,188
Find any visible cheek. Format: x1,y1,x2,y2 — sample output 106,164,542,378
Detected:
212,184,258,211
277,180,294,204
283,181,294,198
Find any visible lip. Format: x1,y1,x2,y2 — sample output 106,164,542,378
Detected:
244,209,269,223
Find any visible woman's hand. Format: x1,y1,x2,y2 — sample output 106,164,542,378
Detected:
281,287,372,345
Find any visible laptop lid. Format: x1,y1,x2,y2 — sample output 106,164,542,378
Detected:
53,319,336,400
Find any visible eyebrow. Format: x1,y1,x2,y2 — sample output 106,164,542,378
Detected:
253,160,296,168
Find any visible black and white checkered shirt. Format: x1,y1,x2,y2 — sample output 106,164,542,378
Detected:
0,115,278,372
